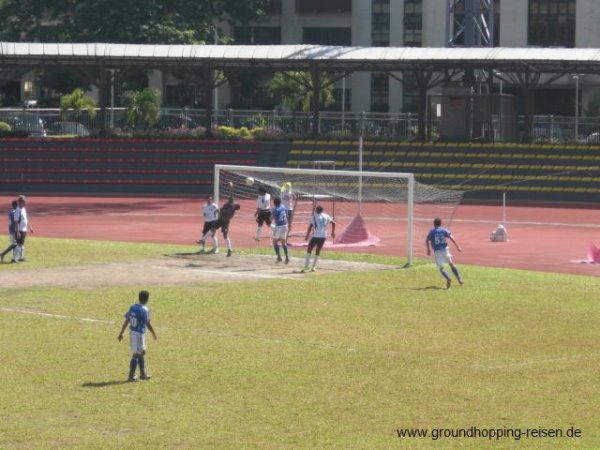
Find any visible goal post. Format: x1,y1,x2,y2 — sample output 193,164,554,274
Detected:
214,164,463,266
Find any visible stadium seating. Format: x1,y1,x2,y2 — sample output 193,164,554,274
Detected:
287,140,600,201
0,138,260,195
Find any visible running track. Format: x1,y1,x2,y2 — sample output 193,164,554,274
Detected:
4,195,600,277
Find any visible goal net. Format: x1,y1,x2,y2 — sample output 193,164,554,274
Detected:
214,164,464,265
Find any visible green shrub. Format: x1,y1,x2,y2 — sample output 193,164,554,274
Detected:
214,125,254,140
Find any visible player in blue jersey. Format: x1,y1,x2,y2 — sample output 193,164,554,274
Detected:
0,200,17,263
426,217,463,289
271,196,289,264
118,290,157,382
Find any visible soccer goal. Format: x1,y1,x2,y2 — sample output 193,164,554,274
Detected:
214,164,463,266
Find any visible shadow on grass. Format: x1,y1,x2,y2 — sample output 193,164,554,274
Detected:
409,286,447,291
165,252,202,258
82,380,130,388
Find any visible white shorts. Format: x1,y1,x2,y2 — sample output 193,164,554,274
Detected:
129,331,146,354
8,233,16,245
434,247,453,268
272,225,288,240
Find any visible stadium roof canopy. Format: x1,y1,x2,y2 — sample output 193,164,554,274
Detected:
2,43,600,73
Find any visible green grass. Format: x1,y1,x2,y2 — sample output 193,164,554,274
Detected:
0,237,599,449
0,235,195,270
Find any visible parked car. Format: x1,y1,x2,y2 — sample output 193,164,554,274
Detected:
586,132,600,143
532,125,563,143
47,121,90,136
8,114,47,137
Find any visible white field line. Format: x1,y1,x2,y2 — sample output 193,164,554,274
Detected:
35,212,197,217
151,266,305,280
0,307,354,352
0,307,114,324
35,210,600,229
473,353,600,370
448,218,600,229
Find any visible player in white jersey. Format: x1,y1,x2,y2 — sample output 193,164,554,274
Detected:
280,182,297,243
197,196,220,253
302,205,335,272
12,195,33,263
0,200,18,263
254,186,272,241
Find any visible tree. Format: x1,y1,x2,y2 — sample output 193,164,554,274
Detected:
60,88,97,120
0,0,271,44
584,92,600,118
122,88,160,129
266,72,334,113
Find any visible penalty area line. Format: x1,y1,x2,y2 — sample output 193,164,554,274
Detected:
151,266,304,280
472,353,600,370
0,307,114,324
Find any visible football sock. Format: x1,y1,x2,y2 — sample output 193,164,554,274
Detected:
129,357,138,376
312,255,320,268
273,244,280,256
203,230,212,242
440,268,451,280
226,238,232,251
256,226,263,240
213,235,219,250
282,244,288,258
451,266,462,280
1,244,15,257
138,356,146,375
304,253,311,267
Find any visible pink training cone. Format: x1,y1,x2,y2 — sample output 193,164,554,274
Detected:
334,214,381,246
587,241,600,263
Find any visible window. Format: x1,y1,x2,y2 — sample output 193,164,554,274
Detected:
404,0,422,47
302,28,351,46
296,0,351,13
264,0,282,14
372,0,390,46
165,85,202,108
332,87,351,111
371,73,389,112
234,27,281,44
528,0,575,47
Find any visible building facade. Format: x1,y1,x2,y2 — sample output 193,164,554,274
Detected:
9,0,600,116
213,0,600,115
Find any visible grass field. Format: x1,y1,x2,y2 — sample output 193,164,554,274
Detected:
0,236,599,449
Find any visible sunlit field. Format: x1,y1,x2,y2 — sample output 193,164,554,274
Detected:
0,236,598,449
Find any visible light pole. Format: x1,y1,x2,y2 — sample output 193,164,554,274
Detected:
495,71,503,140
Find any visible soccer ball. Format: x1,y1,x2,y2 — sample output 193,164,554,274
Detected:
245,177,255,186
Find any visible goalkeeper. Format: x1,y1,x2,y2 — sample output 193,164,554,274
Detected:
216,182,241,257
280,182,297,243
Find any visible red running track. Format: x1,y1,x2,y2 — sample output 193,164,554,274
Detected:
2,195,600,277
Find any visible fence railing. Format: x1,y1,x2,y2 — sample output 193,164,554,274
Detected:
1,107,599,143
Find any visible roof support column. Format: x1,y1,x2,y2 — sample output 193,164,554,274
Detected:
204,65,214,138
311,65,321,138
98,61,107,136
